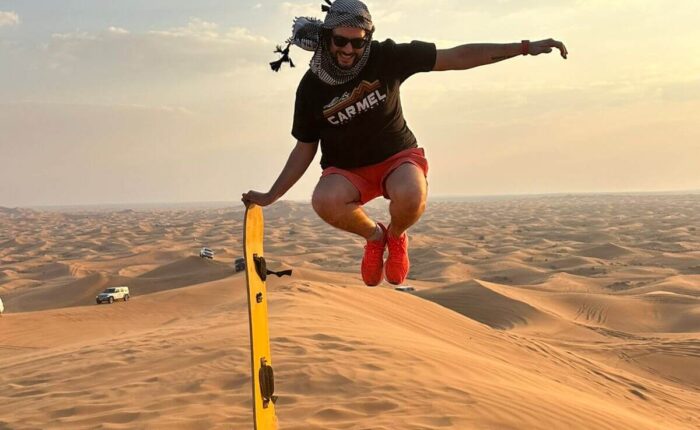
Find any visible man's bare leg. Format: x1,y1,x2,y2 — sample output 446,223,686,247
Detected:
384,163,427,237
311,174,379,240
381,163,426,284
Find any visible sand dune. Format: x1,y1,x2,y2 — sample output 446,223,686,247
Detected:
1,194,699,429
577,242,643,259
414,279,558,330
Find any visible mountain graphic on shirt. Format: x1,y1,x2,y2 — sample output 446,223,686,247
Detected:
323,92,351,111
323,80,387,125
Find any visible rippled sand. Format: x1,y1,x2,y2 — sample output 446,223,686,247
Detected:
1,194,698,429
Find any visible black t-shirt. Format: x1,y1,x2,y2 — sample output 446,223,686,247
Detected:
292,39,436,169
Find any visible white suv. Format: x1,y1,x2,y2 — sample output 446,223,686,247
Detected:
0,296,4,315
96,286,130,304
199,247,214,259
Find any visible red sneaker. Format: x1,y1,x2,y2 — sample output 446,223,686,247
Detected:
361,223,387,286
385,229,409,285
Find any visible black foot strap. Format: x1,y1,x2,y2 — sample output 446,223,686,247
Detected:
259,357,278,408
253,255,292,281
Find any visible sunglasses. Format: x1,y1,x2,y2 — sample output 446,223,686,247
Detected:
331,35,368,49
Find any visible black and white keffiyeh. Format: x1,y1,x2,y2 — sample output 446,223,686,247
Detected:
270,0,374,86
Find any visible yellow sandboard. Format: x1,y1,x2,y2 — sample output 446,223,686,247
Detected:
243,204,291,430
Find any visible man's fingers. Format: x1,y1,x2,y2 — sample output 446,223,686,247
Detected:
559,42,568,59
241,191,253,206
533,39,568,59
551,39,568,58
241,190,272,208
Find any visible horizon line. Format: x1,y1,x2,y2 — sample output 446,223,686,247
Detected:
4,188,699,210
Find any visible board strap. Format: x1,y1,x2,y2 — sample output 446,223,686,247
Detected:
253,255,293,281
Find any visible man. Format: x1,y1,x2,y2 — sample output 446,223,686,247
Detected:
242,0,567,286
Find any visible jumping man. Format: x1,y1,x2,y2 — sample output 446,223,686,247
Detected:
242,0,568,286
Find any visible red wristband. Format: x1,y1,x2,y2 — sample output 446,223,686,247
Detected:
521,40,530,56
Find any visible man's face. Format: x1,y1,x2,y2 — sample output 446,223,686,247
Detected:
328,26,367,69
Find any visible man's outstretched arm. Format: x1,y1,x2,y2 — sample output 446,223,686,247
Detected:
242,140,318,207
433,38,567,71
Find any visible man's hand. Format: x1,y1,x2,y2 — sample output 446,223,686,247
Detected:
242,190,275,207
529,38,568,59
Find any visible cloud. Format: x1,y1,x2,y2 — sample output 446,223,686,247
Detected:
108,26,129,35
280,2,320,17
0,10,19,27
43,19,271,83
144,18,268,43
0,16,293,121
51,31,97,41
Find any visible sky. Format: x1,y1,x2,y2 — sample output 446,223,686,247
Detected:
1,0,699,207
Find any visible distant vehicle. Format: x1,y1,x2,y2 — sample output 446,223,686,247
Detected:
0,296,4,315
199,247,214,259
234,257,245,272
96,286,130,304
394,286,416,292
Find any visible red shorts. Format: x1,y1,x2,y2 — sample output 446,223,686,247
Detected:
321,147,429,205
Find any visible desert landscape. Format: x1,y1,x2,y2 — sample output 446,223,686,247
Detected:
1,194,699,429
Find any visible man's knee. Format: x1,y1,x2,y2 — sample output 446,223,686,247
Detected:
312,175,359,219
311,188,340,218
386,165,427,213
390,187,425,213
